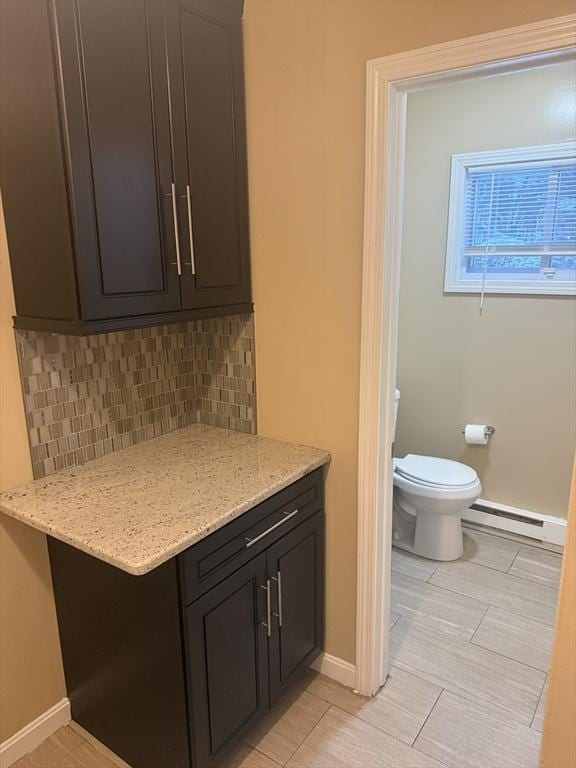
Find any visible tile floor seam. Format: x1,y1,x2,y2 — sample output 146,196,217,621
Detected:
406,682,446,747
393,612,548,695
469,623,553,675
507,548,523,575
306,703,343,737
507,549,563,588
396,540,555,583
411,738,453,768
424,577,558,629
530,674,549,729
470,602,559,633
467,601,492,644
453,529,522,571
423,564,439,583
449,555,523,578
243,687,331,765
413,688,543,768
508,572,562,590
425,568,558,618
461,524,563,555
504,538,563,557
253,746,285,767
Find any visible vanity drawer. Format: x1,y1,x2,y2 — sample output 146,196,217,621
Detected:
179,468,324,604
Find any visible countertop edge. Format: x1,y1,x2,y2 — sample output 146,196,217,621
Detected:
0,452,331,575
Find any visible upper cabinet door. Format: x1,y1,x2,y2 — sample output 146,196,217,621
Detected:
53,0,182,319
166,0,252,310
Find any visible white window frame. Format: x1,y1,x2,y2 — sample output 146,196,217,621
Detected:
444,142,576,296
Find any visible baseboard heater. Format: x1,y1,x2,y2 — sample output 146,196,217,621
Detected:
462,498,566,547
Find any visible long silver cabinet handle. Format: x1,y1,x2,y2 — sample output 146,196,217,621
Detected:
185,185,196,275
273,571,283,627
245,509,299,549
171,183,182,276
260,580,271,637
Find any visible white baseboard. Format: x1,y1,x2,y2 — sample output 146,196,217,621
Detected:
463,499,566,547
0,698,71,768
311,652,356,688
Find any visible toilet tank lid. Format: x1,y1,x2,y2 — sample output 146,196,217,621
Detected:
395,454,478,487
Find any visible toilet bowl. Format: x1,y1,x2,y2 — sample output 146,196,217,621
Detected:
392,454,481,561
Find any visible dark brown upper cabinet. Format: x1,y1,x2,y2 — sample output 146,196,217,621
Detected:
166,0,252,311
0,0,252,335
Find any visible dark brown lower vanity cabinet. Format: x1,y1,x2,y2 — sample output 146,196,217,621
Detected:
48,470,325,768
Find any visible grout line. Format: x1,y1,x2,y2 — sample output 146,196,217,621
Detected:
423,687,541,736
411,746,452,768
294,704,336,750
432,557,560,595
507,548,522,575
427,558,559,601
424,563,439,583
462,523,564,555
409,685,445,747
396,536,525,577
469,631,552,675
453,556,521,577
408,692,452,768
251,746,284,767
468,601,492,645
392,615,550,683
506,564,562,591
530,674,548,730
424,576,558,630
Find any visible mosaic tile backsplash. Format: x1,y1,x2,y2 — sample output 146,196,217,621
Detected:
16,314,256,479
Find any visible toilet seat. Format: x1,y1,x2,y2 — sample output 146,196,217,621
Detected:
394,454,478,490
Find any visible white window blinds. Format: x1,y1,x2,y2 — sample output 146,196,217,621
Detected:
464,161,576,275
444,144,576,296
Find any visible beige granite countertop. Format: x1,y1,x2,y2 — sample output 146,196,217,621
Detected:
0,424,330,575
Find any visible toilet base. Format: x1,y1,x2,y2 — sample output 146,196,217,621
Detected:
414,510,463,561
392,501,464,561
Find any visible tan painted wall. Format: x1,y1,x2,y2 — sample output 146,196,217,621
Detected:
0,203,66,742
243,0,576,663
396,64,576,519
540,461,576,768
0,0,573,744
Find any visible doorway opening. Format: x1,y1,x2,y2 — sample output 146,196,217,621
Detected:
355,14,576,707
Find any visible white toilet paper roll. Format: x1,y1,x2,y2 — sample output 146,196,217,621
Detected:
464,424,489,445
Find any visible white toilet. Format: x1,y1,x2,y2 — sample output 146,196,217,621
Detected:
392,389,481,561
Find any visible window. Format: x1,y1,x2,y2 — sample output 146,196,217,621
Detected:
444,143,576,295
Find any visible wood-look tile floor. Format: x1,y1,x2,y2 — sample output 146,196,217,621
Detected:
14,528,561,768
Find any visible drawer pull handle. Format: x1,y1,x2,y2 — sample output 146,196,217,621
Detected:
260,580,271,637
245,509,299,548
272,570,283,627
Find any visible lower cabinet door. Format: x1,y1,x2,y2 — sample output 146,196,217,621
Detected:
185,553,269,767
266,511,325,704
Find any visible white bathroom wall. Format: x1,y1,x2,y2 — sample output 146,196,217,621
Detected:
396,61,576,519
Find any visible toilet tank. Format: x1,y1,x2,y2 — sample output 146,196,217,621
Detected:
393,388,401,440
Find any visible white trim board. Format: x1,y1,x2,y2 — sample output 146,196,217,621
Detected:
0,698,71,768
311,653,357,689
356,13,576,697
463,500,567,546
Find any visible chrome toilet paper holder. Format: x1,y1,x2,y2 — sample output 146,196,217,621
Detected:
461,425,496,436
